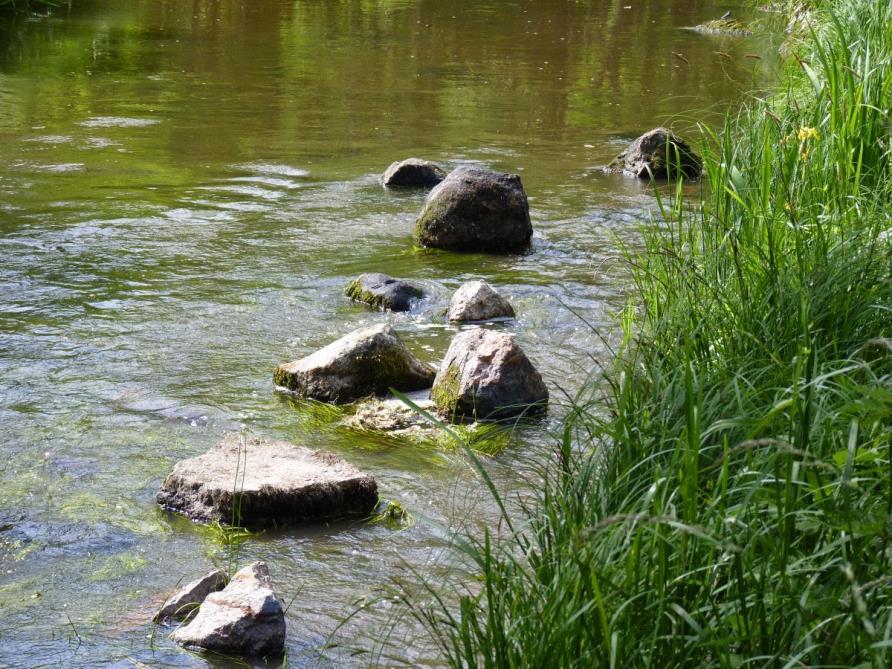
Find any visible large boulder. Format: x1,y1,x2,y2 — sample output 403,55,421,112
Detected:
156,433,378,527
447,280,515,322
273,324,435,403
382,158,447,188
170,561,285,657
345,273,423,312
155,568,228,622
609,128,701,179
414,167,533,253
431,329,548,421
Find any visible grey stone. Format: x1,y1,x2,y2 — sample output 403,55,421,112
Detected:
155,569,228,622
344,390,437,436
156,434,378,527
609,128,701,179
431,328,548,421
345,273,423,312
170,561,285,657
414,167,533,252
447,280,515,322
382,158,447,188
273,324,435,403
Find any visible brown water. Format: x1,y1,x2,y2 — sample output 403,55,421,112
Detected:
0,1,775,666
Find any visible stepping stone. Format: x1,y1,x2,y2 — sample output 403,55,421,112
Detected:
274,324,435,404
156,434,378,527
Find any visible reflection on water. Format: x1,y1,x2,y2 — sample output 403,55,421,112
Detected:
0,0,775,666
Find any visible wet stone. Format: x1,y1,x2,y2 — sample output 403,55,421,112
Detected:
447,280,515,322
382,157,447,188
156,433,378,527
170,561,285,657
345,273,424,312
155,568,228,622
273,323,435,404
414,167,533,253
608,127,701,180
432,328,548,421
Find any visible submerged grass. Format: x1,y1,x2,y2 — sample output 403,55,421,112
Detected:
395,0,892,666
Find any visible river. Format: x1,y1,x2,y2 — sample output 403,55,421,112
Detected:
0,1,774,666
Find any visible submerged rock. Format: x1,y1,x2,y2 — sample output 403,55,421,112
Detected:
344,391,437,436
170,561,285,657
414,167,533,253
688,18,753,36
609,128,701,180
447,280,515,322
345,273,424,312
156,433,378,527
432,328,548,421
155,569,228,622
273,323,435,403
382,158,447,188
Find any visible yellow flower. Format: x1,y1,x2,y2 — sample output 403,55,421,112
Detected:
797,126,819,142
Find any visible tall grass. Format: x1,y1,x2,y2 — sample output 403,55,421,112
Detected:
397,0,892,666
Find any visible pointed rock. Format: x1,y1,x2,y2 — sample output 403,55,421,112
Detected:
274,324,435,403
155,569,228,622
432,329,548,421
414,167,533,253
447,280,515,322
156,434,378,527
382,158,447,188
345,273,424,312
170,561,285,657
609,128,701,179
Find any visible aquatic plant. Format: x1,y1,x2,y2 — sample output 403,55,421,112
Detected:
394,0,892,666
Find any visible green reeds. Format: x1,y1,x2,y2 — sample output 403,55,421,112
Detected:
395,0,892,666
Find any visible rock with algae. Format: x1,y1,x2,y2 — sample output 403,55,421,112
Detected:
274,323,435,404
431,328,548,422
345,273,424,312
414,167,533,253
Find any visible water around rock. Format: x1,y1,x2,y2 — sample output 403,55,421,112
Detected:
431,328,548,421
447,280,515,322
414,167,533,252
156,434,378,527
273,323,436,403
345,273,424,312
169,561,286,657
382,158,448,188
155,568,228,622
609,127,702,179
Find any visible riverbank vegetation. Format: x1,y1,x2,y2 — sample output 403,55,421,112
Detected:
400,0,892,666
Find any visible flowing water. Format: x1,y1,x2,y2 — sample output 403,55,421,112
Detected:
0,1,776,666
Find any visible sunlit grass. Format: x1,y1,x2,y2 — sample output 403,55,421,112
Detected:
394,0,892,666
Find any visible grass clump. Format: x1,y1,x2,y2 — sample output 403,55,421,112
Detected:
395,0,892,666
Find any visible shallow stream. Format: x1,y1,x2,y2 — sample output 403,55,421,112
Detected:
0,1,774,666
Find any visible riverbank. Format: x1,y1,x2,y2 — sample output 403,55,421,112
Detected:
402,0,892,665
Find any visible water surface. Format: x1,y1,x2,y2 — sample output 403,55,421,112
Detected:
0,1,774,666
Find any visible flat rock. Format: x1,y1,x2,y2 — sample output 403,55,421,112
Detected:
155,569,228,622
156,434,378,527
432,328,548,421
170,561,285,657
382,158,447,188
274,323,435,403
609,127,701,179
447,280,515,322
414,167,533,253
345,273,423,312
